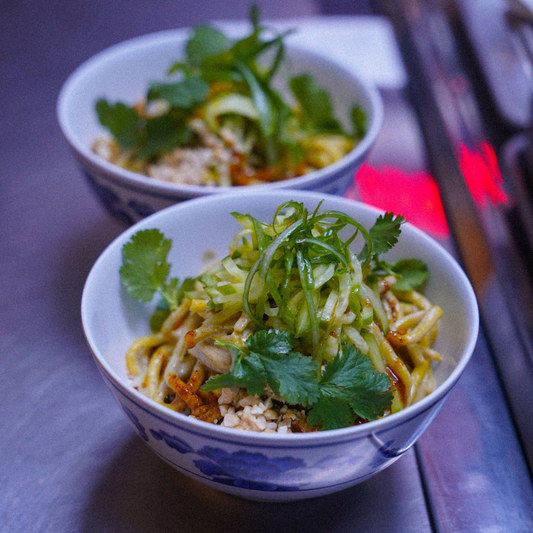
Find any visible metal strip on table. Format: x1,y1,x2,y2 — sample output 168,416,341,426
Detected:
376,0,533,530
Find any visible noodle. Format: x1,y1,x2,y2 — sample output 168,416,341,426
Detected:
125,285,443,432
123,206,444,432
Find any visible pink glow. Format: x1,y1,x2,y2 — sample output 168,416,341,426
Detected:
459,142,508,207
349,143,507,239
349,164,450,238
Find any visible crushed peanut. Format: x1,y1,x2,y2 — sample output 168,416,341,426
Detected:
213,388,313,433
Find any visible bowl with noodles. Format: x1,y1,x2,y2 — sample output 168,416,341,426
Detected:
81,190,478,501
57,14,382,225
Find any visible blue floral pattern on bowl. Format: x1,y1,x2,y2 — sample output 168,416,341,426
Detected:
150,428,195,454
194,447,304,491
119,401,149,442
83,171,154,225
150,428,304,491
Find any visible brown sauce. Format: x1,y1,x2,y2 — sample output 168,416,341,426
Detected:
386,365,407,406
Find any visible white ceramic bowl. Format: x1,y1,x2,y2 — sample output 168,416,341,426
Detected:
58,28,383,225
81,190,478,502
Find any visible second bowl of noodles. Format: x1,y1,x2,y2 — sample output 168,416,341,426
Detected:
57,18,382,225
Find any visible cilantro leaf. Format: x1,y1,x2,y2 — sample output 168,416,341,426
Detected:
262,352,320,406
186,25,233,68
246,328,293,356
201,329,320,405
308,345,393,430
121,229,171,302
201,349,267,396
307,395,355,431
346,370,394,421
388,258,429,291
95,99,143,149
368,213,406,256
96,99,192,158
120,229,188,311
138,115,191,159
290,74,343,134
319,344,363,387
358,212,406,261
147,76,209,108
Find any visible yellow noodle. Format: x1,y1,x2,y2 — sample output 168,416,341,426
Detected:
392,309,427,332
145,344,174,400
186,324,236,348
387,306,443,347
407,360,431,406
410,366,435,405
394,289,432,310
406,343,426,367
125,332,166,376
370,322,411,408
382,290,403,323
426,322,439,346
423,347,442,362
399,302,419,315
161,299,192,334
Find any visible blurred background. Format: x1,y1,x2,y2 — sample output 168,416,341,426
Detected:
2,0,533,531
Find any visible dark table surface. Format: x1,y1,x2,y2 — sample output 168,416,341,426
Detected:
2,1,533,532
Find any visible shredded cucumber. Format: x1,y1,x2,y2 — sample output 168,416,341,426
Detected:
197,202,406,375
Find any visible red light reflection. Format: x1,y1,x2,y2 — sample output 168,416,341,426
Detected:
349,164,449,238
349,142,507,239
459,142,507,207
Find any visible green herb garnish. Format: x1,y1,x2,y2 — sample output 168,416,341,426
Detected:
120,229,193,328
307,344,394,430
383,258,429,291
95,5,365,182
202,330,320,405
119,202,429,429
201,330,393,430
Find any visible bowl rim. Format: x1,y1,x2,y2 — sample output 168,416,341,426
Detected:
57,27,383,197
81,190,479,444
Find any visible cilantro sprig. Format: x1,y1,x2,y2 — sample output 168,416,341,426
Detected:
202,330,320,406
358,212,406,264
359,213,429,291
201,329,393,430
307,344,393,430
382,258,429,291
120,229,193,328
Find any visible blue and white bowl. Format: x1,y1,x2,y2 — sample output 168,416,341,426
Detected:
57,29,383,225
81,191,478,501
